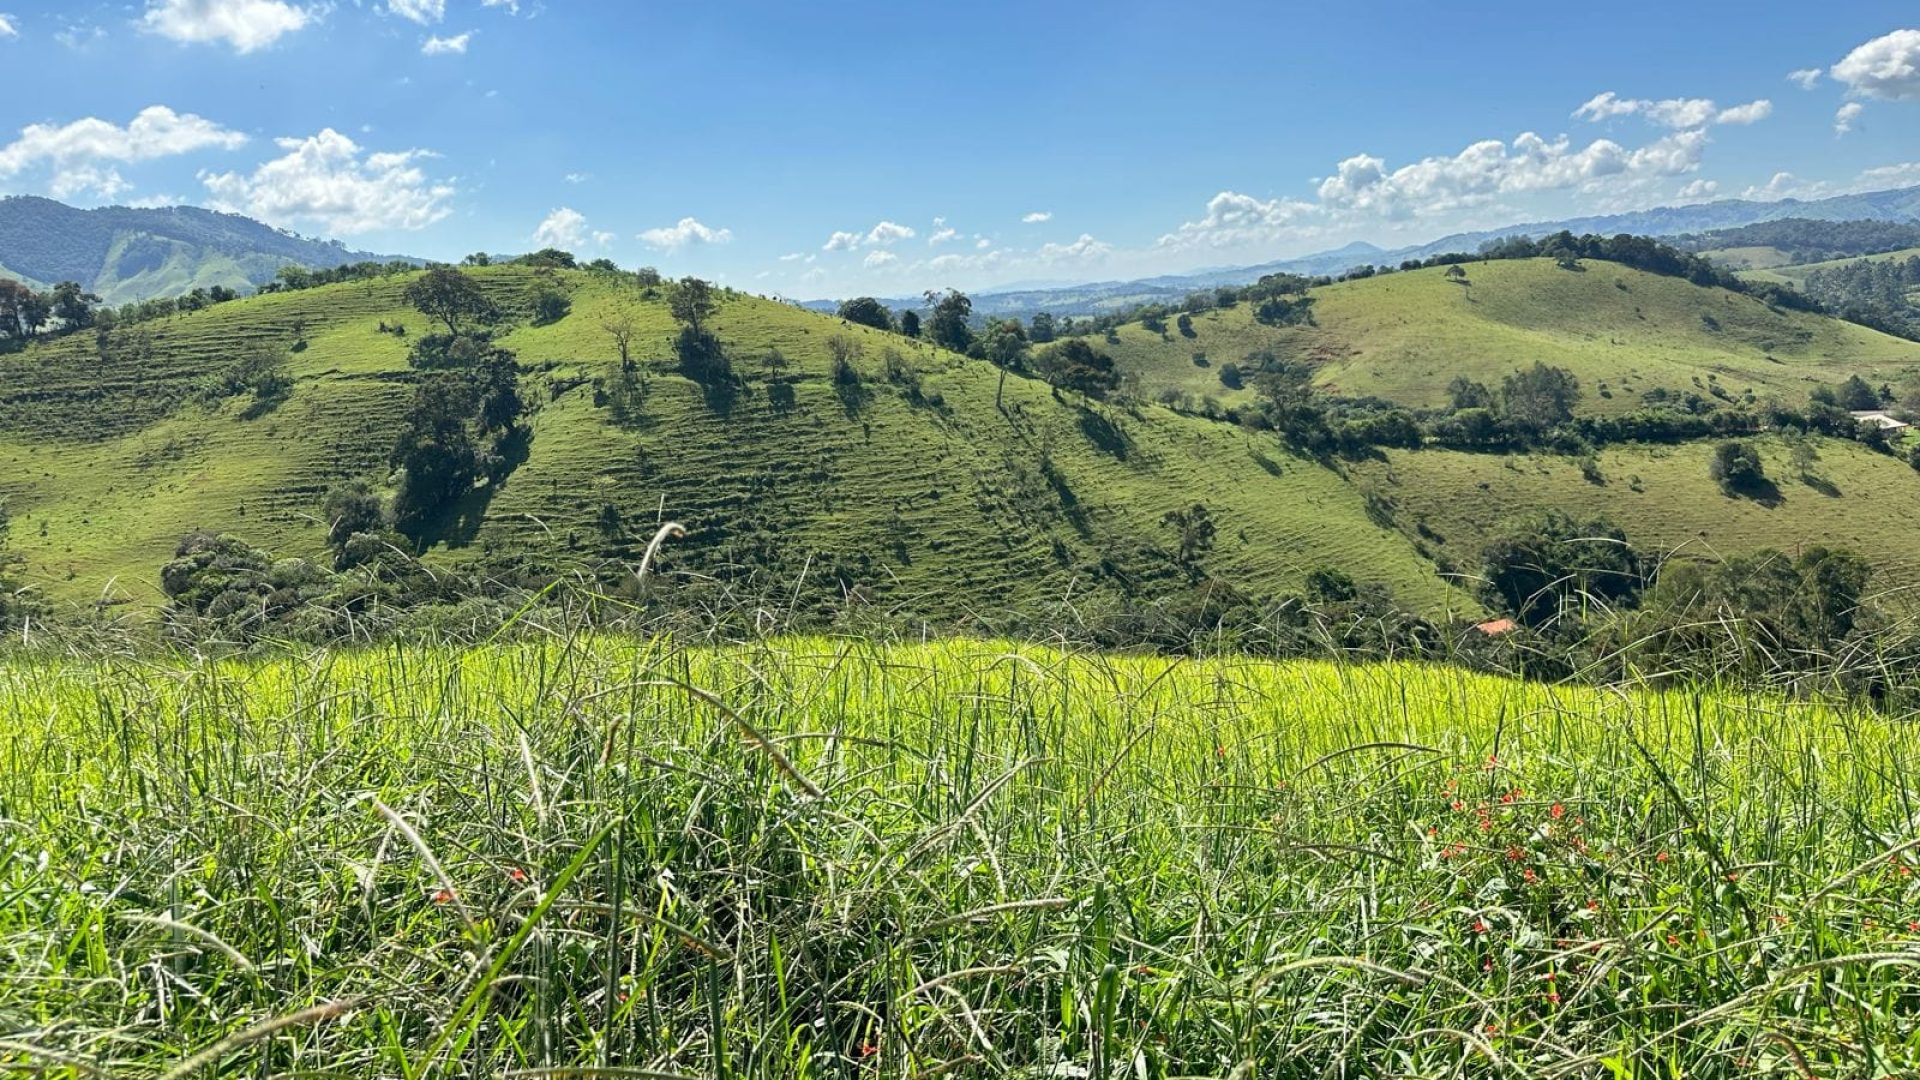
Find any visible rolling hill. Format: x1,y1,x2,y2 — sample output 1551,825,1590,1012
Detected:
1098,258,1920,413
0,196,417,306
11,255,1920,624
0,265,1455,617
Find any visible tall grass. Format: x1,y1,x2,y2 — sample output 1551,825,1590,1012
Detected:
4,635,1919,1076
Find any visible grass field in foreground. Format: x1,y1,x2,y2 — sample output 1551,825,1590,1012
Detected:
6,637,1920,1077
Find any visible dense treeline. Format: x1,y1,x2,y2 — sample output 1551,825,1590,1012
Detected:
1799,256,1920,340
1674,217,1920,264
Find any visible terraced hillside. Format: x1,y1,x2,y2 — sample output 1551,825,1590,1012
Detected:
1345,435,1920,595
1101,257,1920,413
0,266,1455,615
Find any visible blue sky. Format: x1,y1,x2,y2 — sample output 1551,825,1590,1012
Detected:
2,1,1920,298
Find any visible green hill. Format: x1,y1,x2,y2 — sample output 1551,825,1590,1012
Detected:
0,265,1455,616
1345,435,1920,595
1738,247,1920,288
0,196,415,306
1101,258,1920,413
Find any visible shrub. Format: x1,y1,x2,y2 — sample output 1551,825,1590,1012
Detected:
1709,440,1765,494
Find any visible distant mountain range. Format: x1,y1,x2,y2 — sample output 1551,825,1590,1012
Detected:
804,184,1920,319
0,196,417,306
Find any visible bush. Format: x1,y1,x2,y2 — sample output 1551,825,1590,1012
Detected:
1709,440,1765,494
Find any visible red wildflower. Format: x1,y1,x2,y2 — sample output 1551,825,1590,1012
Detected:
1451,800,1468,813
1471,918,1490,934
858,1043,878,1060
1506,846,1524,861
1485,754,1499,770
1545,991,1560,1005
1522,868,1537,884
1725,872,1740,882
432,889,454,904
1666,934,1680,947
507,867,528,883
1586,898,1600,911
1909,921,1919,933
1550,803,1565,820
1655,851,1671,864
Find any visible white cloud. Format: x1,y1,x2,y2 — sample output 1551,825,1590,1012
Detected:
591,230,615,247
928,217,958,245
200,128,453,234
1740,172,1830,201
864,220,914,245
49,165,129,200
862,250,897,268
481,0,519,10
0,14,16,38
975,237,991,250
1714,100,1772,125
532,206,588,249
1788,68,1824,90
140,0,310,53
387,0,443,24
1836,101,1866,134
1037,233,1111,263
1021,210,1052,223
1854,161,1920,191
563,171,588,183
823,230,859,252
637,216,732,249
421,31,468,54
778,252,804,261
1157,190,1318,250
1314,129,1707,221
0,106,247,198
1675,178,1720,201
1831,29,1920,101
1573,91,1769,128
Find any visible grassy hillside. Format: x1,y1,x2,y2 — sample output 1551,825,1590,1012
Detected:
1346,435,1920,593
0,265,1456,615
1739,246,1920,288
1101,257,1920,413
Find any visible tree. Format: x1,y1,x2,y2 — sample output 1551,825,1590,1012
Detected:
1709,440,1766,494
321,480,387,548
923,289,973,353
1038,338,1119,400
1161,504,1216,568
669,277,718,335
1478,511,1644,629
1175,313,1195,337
1500,362,1580,430
405,265,495,336
529,280,571,324
1028,311,1057,343
837,296,893,331
0,281,51,338
1837,374,1881,411
602,305,638,371
1446,376,1494,411
899,310,921,338
981,318,1029,410
50,281,99,330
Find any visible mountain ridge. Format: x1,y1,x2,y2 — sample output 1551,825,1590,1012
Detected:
0,196,420,306
803,184,1920,319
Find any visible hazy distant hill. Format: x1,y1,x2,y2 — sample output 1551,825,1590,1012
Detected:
0,196,419,306
816,185,1920,320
